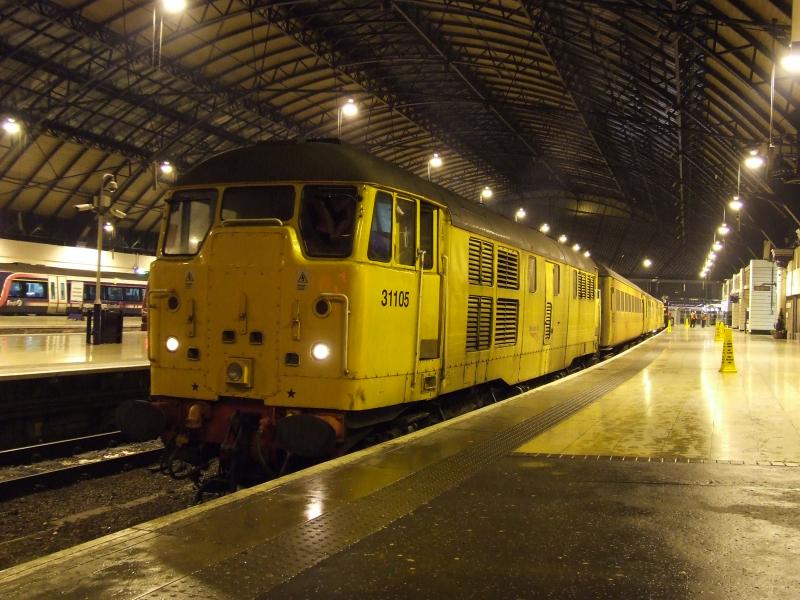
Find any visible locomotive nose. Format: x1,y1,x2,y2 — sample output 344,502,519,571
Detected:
116,399,166,442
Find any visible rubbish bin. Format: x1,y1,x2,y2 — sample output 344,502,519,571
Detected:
86,307,124,344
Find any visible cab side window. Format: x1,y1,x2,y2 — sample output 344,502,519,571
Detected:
396,197,417,266
420,204,435,270
368,192,393,262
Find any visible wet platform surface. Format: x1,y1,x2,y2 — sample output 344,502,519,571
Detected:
0,330,148,380
1,328,799,598
0,315,142,333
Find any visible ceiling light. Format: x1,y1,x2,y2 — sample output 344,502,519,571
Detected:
103,222,114,232
642,258,652,268
2,117,20,135
712,241,722,252
781,45,800,73
514,207,526,221
718,222,730,236
708,251,716,260
340,98,358,118
558,234,567,244
162,0,186,14
160,161,174,175
583,250,591,258
729,197,743,211
481,186,493,201
539,223,550,233
429,153,443,168
572,243,581,252
744,151,764,170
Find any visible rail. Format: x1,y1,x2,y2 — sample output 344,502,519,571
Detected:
320,293,350,375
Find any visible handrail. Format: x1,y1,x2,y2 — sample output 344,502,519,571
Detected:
411,249,426,388
221,218,283,227
145,288,174,363
320,293,350,375
439,254,449,384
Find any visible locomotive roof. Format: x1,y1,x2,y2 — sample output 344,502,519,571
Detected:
177,140,596,272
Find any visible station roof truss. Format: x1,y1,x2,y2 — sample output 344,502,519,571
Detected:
0,0,797,278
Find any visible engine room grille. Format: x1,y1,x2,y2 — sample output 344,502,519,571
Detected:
576,272,596,300
466,295,492,351
494,298,519,346
497,248,519,290
468,238,494,286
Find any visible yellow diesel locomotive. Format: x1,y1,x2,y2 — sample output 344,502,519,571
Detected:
124,141,661,483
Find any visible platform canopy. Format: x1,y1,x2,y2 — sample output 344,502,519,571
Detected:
0,1,798,279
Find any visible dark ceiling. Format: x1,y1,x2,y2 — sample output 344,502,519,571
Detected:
0,0,798,279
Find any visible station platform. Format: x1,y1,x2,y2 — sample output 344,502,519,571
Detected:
0,315,143,334
0,330,149,380
2,328,799,598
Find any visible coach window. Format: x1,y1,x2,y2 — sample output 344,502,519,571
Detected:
528,257,537,292
396,197,417,266
553,264,560,296
420,204,435,269
221,186,294,222
299,185,358,258
368,191,393,262
163,189,216,256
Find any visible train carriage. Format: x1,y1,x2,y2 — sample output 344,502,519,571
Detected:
598,265,663,349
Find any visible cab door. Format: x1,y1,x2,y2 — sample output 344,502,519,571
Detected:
415,203,442,394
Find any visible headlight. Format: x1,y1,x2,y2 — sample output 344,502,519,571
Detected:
311,343,330,360
166,336,180,352
226,362,243,382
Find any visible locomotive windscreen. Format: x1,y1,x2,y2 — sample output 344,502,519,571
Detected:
299,185,358,258
163,189,217,256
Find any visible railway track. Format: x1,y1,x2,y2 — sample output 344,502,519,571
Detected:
0,445,162,501
0,431,126,466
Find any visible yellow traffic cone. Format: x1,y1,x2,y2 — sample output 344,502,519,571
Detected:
719,327,737,373
714,321,723,342
684,317,689,329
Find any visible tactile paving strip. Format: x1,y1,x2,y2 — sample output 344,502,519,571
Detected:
512,453,800,467
143,347,664,599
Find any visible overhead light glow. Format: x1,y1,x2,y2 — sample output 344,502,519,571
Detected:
708,251,717,260
712,241,722,252
160,161,174,175
2,117,20,135
481,186,493,201
744,152,764,170
103,222,114,232
162,0,186,13
572,243,581,252
781,46,800,73
583,250,591,258
729,197,743,211
718,222,730,236
429,153,443,168
514,207,526,221
340,98,358,118
642,258,652,268
539,223,550,233
558,234,567,244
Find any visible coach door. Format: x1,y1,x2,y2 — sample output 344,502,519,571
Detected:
46,275,68,314
542,261,556,372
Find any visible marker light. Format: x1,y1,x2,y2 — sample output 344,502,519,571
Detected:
311,343,331,360
226,362,243,382
539,223,550,233
166,336,180,352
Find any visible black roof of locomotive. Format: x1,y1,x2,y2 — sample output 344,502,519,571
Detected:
177,140,596,272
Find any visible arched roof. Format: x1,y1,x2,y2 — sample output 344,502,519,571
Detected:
0,0,797,279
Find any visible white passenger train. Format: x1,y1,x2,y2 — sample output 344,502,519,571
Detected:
0,267,147,316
